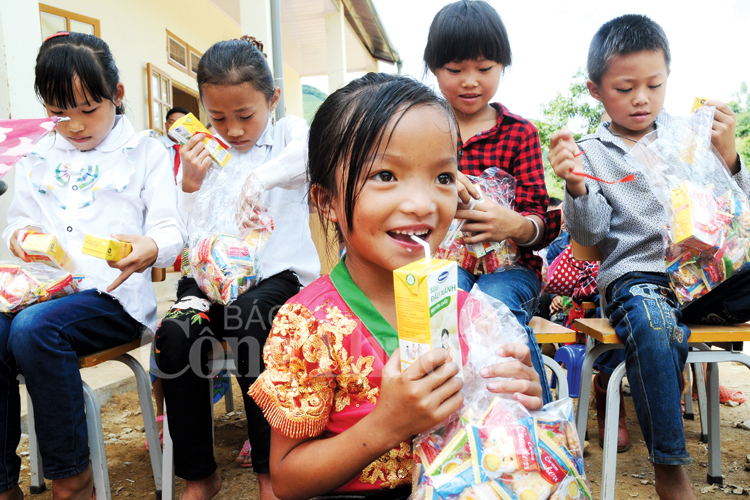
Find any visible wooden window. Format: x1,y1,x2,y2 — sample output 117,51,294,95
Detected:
167,30,201,78
147,64,172,137
39,4,100,40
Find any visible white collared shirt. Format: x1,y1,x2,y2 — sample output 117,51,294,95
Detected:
179,115,320,286
3,115,187,331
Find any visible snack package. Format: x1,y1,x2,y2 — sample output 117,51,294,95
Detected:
411,286,592,500
627,105,750,307
394,240,461,374
20,232,75,272
188,159,274,305
81,234,132,261
436,168,519,275
0,261,77,313
168,113,231,167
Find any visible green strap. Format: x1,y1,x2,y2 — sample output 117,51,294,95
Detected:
329,260,399,356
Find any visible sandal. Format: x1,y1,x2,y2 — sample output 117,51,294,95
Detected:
235,440,252,468
145,415,165,450
719,385,746,404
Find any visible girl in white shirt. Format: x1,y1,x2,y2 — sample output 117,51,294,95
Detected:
0,32,185,500
153,36,319,500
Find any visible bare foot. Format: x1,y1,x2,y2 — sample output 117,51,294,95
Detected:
257,473,280,500
654,464,696,500
52,466,93,500
181,472,221,500
0,485,23,500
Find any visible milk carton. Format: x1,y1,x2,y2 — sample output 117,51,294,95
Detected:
462,186,501,258
81,234,132,261
168,113,231,167
21,233,75,272
394,239,462,375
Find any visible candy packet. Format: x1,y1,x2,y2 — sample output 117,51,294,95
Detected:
0,261,77,313
436,168,519,275
188,158,274,305
626,105,750,307
411,286,591,500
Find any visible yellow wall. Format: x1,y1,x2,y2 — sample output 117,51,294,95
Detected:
283,62,303,119
40,0,241,131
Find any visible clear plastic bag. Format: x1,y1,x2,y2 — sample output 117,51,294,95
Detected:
627,106,750,307
0,261,77,313
188,161,274,305
410,286,591,500
436,168,519,275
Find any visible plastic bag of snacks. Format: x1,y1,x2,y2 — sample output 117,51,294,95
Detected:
436,168,519,275
626,105,750,307
411,286,592,500
188,160,274,305
0,261,77,313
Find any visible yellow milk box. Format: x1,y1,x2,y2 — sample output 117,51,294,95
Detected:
168,113,231,167
394,257,462,376
21,233,75,272
81,234,132,261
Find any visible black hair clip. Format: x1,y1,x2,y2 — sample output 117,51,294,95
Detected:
44,31,70,42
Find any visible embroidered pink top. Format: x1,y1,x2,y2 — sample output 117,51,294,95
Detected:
249,260,468,492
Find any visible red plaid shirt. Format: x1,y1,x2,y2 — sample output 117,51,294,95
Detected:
459,103,561,282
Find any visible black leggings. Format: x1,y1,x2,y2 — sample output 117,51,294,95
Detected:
155,272,301,480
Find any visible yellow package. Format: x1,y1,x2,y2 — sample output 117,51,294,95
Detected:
81,234,132,261
394,255,461,376
21,234,75,272
168,113,231,167
691,96,710,113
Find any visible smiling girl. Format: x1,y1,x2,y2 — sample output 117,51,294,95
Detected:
153,36,319,500
424,0,560,403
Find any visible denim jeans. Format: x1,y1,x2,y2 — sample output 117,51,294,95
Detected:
0,290,142,491
457,265,551,404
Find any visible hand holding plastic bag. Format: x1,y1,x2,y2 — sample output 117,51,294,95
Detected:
410,286,591,500
627,106,750,307
188,159,274,305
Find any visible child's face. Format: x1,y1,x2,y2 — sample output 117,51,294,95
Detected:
587,50,668,141
201,82,280,153
331,105,458,274
433,58,502,118
45,77,123,152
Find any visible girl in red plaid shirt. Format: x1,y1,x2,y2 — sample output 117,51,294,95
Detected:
424,0,560,403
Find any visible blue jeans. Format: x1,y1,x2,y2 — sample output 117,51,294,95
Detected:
457,266,551,404
0,290,142,491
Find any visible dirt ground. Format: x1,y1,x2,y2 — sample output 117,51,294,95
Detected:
13,361,750,500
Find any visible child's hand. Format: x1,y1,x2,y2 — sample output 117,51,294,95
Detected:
550,295,563,314
235,173,268,231
106,234,158,292
705,100,740,174
480,343,543,411
9,226,41,260
549,127,586,198
456,172,481,206
372,348,463,444
456,199,526,244
180,134,213,193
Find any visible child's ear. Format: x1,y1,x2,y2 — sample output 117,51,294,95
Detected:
114,83,125,107
310,184,338,223
587,80,602,103
269,87,282,114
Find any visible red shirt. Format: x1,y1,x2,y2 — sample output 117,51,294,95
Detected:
458,103,561,282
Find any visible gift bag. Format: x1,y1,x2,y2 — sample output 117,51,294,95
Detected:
436,168,519,275
188,160,274,305
0,261,77,313
411,286,592,500
627,106,750,307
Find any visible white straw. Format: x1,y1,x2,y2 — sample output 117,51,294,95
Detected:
410,234,431,263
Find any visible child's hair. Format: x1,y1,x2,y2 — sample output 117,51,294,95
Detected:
197,35,274,102
587,14,671,86
166,106,190,120
423,0,512,72
548,197,563,210
308,73,456,237
35,32,124,114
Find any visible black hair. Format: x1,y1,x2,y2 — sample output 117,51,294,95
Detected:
587,14,671,86
423,0,512,72
35,32,124,114
548,197,563,209
166,107,190,120
197,35,274,102
308,73,456,240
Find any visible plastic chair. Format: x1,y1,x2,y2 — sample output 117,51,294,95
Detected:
531,316,577,400
553,344,587,398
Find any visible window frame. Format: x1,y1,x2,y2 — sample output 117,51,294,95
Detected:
167,30,202,78
38,3,101,39
147,63,173,137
